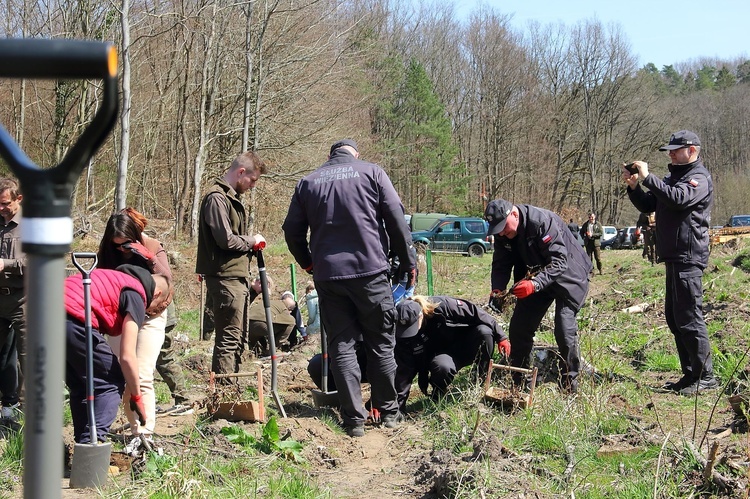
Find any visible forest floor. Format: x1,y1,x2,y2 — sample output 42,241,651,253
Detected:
6,243,750,497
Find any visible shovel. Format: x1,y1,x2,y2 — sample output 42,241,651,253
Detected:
69,253,112,488
0,39,118,498
310,314,339,408
254,244,286,418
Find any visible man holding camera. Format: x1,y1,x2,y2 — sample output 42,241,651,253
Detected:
623,130,717,396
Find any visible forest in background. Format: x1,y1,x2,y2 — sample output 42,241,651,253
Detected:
1,0,749,241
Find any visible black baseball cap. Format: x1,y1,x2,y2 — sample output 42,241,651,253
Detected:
116,264,155,306
484,199,513,235
659,130,701,151
330,139,358,156
395,300,422,339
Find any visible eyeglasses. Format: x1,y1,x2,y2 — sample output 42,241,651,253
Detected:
113,240,132,249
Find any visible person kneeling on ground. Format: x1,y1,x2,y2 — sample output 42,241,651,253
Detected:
64,265,170,444
394,296,509,413
245,296,297,356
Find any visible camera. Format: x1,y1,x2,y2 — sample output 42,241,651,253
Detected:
623,162,638,174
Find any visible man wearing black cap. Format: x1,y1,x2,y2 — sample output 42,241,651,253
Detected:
623,130,717,396
485,199,592,393
283,139,416,437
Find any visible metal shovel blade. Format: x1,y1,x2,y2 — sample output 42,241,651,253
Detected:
69,441,112,489
310,388,340,408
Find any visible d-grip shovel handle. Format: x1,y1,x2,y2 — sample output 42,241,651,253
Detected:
71,252,98,278
0,39,118,252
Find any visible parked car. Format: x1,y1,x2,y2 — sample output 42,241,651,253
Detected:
600,225,618,250
612,226,643,249
411,217,492,257
726,215,750,227
409,212,457,231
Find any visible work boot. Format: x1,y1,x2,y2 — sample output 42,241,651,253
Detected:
679,375,720,396
381,411,405,429
661,375,692,392
344,424,365,438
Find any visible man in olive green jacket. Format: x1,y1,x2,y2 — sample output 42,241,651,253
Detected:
196,151,267,375
580,212,603,275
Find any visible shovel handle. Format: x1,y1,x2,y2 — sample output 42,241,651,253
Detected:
71,252,98,277
0,39,119,227
0,39,117,80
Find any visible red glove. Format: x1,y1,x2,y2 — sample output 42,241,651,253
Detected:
125,241,155,265
304,264,313,275
511,280,536,299
129,394,147,425
252,234,266,251
498,339,511,357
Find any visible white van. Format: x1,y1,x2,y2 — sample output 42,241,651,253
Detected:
601,225,617,249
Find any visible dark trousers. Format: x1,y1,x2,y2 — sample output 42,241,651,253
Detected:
429,325,494,393
0,324,18,407
0,292,24,404
65,319,125,443
665,263,713,380
206,277,249,375
643,230,657,263
509,291,581,391
317,273,398,427
584,240,602,272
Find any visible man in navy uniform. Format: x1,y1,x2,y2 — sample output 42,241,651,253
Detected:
283,139,416,437
485,199,591,393
623,130,717,396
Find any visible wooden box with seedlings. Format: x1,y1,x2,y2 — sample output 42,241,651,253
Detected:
207,367,266,423
483,362,538,410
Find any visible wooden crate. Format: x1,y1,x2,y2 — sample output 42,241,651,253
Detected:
483,361,538,410
207,366,266,423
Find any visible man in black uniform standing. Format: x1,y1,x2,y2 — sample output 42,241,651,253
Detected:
485,199,592,393
624,130,718,396
283,139,416,437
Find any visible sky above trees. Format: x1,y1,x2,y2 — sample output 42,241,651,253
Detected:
453,0,749,69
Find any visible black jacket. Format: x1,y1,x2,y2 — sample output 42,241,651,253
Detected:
282,149,415,281
491,204,592,310
421,296,506,347
627,159,712,268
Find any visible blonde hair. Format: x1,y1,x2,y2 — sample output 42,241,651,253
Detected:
410,295,440,318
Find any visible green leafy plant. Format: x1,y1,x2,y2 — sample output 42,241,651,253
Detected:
222,417,304,463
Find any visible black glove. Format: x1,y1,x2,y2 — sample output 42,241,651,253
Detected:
129,394,147,425
418,368,430,396
403,267,418,289
488,289,504,314
123,241,155,266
